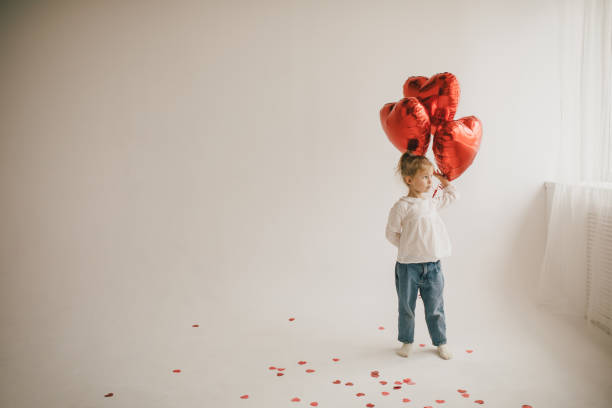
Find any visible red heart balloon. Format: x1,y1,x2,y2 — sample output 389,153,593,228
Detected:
432,116,482,181
380,97,431,155
403,76,428,98
403,72,460,134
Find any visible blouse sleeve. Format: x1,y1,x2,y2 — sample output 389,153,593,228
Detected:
434,184,459,210
385,202,403,248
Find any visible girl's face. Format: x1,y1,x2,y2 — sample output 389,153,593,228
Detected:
405,165,433,196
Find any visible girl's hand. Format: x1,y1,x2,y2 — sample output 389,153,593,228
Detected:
433,170,450,188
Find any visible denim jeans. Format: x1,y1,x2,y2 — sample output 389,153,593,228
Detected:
395,261,447,346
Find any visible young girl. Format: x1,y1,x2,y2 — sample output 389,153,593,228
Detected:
385,152,458,360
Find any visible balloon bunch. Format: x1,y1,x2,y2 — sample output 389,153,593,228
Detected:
379,72,482,181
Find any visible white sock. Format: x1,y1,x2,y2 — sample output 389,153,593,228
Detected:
437,344,452,360
396,342,413,358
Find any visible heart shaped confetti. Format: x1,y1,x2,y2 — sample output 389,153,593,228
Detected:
379,381,387,385
291,397,301,402
402,378,411,383
298,361,307,365
277,368,285,371
462,394,470,398
289,318,295,321
474,400,484,404
356,393,365,397
378,326,385,330
458,389,467,393
310,403,318,407
366,404,375,408
240,395,249,399
104,393,114,398
333,380,341,384
522,406,533,408
394,381,402,385
419,344,426,347
269,366,276,370
306,369,315,373
332,358,340,362
370,371,380,378
402,398,411,403
466,350,474,353
345,382,354,386
436,400,445,403
425,406,433,408
393,386,402,390
277,373,284,377
382,392,389,396
172,369,181,373
192,324,199,327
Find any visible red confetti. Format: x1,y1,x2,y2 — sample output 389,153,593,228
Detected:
402,378,411,383
356,393,365,397
298,361,307,365
379,381,387,385
269,366,276,370
289,318,295,321
192,324,199,327
419,344,426,347
310,403,318,407
462,394,470,398
370,370,380,378
382,392,389,396
402,398,411,403
277,368,286,371
345,382,354,386
104,393,114,398
378,326,385,330
277,373,284,377
393,386,401,390
425,406,433,408
332,358,340,362
306,369,315,373
458,389,467,393
522,406,533,408
475,400,484,404
466,350,474,353
394,381,402,385
172,369,181,373
436,400,445,403
291,397,301,402
366,404,375,408
333,380,341,384
240,395,249,399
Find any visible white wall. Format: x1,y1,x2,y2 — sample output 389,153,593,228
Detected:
0,0,558,393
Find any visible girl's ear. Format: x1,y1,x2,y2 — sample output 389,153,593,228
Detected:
403,175,411,185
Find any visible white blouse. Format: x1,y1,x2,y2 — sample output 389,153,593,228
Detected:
385,184,459,264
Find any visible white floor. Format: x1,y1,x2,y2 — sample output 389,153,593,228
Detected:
2,286,612,408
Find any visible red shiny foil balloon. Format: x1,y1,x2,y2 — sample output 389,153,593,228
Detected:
403,72,460,134
380,97,431,155
432,116,482,181
402,76,428,98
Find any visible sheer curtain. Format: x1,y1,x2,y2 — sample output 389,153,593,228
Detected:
538,0,612,334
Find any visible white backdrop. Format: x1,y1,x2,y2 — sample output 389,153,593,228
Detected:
0,1,566,406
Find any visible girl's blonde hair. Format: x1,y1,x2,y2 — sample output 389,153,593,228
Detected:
396,151,433,185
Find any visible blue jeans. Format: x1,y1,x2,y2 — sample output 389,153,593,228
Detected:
395,261,447,346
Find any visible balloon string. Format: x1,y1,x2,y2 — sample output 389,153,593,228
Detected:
432,184,441,198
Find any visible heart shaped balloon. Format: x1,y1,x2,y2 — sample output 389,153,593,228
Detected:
432,116,482,181
380,97,431,155
403,72,460,134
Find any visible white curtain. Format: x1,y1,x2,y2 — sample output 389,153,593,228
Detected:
538,0,612,332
